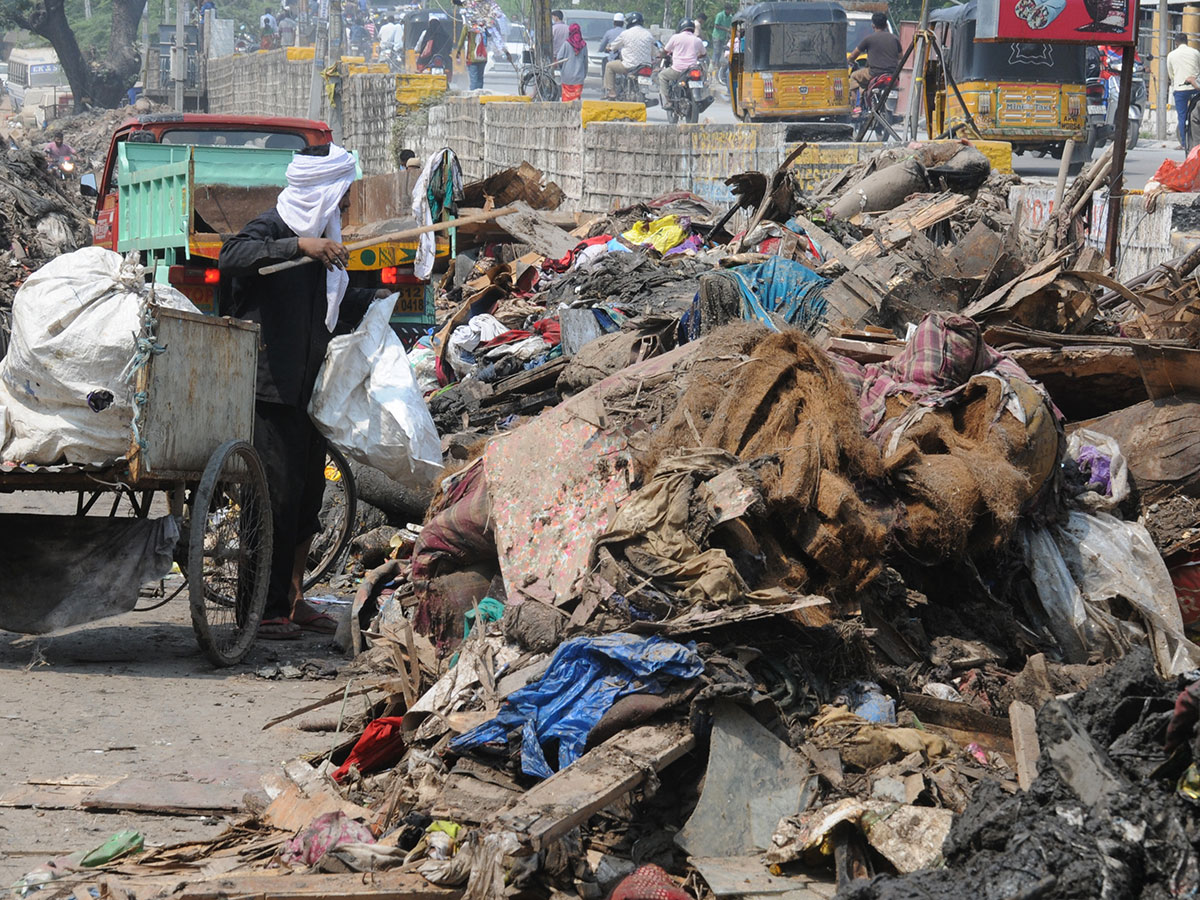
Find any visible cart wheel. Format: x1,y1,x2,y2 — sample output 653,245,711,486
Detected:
188,439,273,667
302,445,357,591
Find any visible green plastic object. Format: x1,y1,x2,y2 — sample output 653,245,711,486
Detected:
79,829,144,867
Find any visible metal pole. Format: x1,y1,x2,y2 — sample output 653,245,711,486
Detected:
308,0,328,119
903,0,931,141
328,0,343,142
173,0,186,111
1159,0,1169,140
1106,44,1136,265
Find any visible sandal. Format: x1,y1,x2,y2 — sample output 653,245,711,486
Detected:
292,609,338,634
258,617,303,640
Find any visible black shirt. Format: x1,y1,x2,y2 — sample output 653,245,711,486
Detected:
218,208,374,409
856,30,902,78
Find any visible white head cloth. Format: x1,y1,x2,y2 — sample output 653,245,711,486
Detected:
275,144,358,332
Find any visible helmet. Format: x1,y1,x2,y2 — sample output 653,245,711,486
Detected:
626,11,643,26
678,18,694,31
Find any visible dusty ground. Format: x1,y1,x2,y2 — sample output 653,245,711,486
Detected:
0,495,357,887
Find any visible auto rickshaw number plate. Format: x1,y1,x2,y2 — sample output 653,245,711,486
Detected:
394,285,425,314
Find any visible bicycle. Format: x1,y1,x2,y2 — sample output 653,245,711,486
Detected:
518,55,559,101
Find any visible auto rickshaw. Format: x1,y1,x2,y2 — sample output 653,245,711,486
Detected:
927,0,1087,168
728,1,852,127
399,9,453,75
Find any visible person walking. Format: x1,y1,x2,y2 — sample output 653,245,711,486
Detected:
551,9,568,57
604,11,654,99
218,144,385,640
556,22,588,101
712,2,734,78
1168,32,1200,149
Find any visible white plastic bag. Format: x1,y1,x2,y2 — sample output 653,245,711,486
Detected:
1065,427,1129,511
0,247,196,465
308,295,443,490
1023,510,1200,676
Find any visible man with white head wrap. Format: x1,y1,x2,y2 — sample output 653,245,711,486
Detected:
219,143,384,639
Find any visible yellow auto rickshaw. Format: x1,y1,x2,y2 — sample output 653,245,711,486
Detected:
728,1,852,126
928,0,1087,169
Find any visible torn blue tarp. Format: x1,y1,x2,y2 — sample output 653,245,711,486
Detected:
730,257,828,333
449,633,704,778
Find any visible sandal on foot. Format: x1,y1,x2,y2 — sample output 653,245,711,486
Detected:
292,609,338,634
258,617,303,640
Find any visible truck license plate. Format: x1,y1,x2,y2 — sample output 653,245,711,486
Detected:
393,285,425,314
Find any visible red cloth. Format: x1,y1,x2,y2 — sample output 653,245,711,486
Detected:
533,318,561,345
566,22,586,52
541,235,612,273
610,865,691,900
1171,550,1200,625
1166,681,1200,751
1153,145,1200,193
561,82,583,102
332,717,406,782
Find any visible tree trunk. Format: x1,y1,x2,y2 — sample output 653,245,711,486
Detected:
109,0,145,75
27,0,92,111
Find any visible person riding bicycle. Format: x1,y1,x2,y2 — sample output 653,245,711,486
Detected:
658,19,706,109
604,11,654,99
850,12,900,93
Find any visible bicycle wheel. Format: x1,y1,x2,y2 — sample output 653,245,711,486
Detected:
188,440,272,667
302,445,357,591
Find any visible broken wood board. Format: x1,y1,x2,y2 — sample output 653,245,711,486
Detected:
1133,344,1200,400
691,855,837,900
901,692,1014,761
0,774,122,809
170,871,461,900
495,200,578,260
628,596,831,636
826,336,904,364
484,357,569,401
844,194,970,262
1009,700,1040,791
493,721,695,849
431,759,524,823
1005,345,1146,421
262,759,379,832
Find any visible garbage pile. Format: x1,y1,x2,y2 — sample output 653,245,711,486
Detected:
45,140,1200,899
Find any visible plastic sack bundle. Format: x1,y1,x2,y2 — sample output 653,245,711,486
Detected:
1022,510,1200,676
1064,427,1130,512
0,247,197,465
450,633,704,778
309,295,443,491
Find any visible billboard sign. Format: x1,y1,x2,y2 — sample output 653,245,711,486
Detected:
976,0,1137,45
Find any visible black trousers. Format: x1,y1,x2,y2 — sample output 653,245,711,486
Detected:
253,400,327,619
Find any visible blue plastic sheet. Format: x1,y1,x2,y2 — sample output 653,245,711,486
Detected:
449,633,704,778
730,257,829,334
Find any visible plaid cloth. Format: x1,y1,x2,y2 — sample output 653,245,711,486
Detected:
410,457,493,586
852,312,1029,437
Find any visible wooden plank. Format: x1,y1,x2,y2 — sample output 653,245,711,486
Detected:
1133,344,1200,400
177,871,460,900
844,194,969,262
1009,700,1040,792
496,200,578,260
262,762,379,832
83,762,269,815
0,775,122,809
494,721,696,849
691,855,837,899
901,692,1011,737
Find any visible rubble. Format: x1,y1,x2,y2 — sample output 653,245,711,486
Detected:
16,138,1200,900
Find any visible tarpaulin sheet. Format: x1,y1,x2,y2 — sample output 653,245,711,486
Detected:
450,633,704,778
729,257,828,333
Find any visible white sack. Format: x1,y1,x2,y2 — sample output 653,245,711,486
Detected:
308,294,442,490
0,248,197,465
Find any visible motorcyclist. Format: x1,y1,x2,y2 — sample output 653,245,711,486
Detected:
604,11,654,100
850,12,900,92
658,19,706,109
43,130,75,163
600,12,625,81
377,15,398,58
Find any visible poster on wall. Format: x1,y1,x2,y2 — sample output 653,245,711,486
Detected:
976,0,1137,45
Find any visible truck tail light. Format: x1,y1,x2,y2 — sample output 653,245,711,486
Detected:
833,77,845,102
762,73,774,102
977,92,991,116
167,265,219,285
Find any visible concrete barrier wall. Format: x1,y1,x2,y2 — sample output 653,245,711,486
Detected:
207,51,320,120
343,74,398,176
1010,185,1200,281
485,100,583,204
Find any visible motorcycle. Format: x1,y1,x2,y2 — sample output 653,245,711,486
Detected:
661,57,712,124
47,154,76,180
1085,45,1145,155
851,61,898,141
612,62,658,106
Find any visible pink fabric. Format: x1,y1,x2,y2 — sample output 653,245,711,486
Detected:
278,811,375,867
664,31,705,71
566,22,586,53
